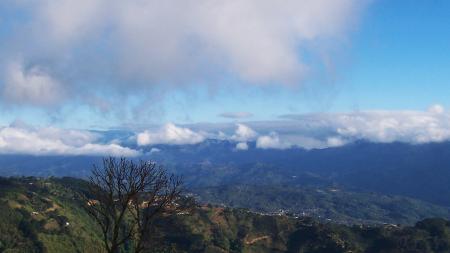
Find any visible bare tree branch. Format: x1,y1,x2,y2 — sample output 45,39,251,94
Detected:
83,157,185,253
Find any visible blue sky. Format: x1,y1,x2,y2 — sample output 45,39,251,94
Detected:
0,0,449,128
213,0,450,118
339,0,450,111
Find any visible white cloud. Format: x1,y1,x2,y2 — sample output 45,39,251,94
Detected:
334,110,450,143
256,132,291,149
36,0,360,83
219,112,253,119
149,147,161,153
231,124,257,142
217,131,228,140
0,125,139,156
280,105,450,145
137,123,205,146
2,105,450,156
0,0,365,112
35,0,107,46
326,136,347,147
138,106,450,150
428,104,445,114
3,61,64,106
235,142,249,151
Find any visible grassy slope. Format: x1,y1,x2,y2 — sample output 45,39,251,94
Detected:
0,177,103,253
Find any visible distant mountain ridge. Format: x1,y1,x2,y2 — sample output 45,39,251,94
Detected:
150,140,450,207
1,140,450,207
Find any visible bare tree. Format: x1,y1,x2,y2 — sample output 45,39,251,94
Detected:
83,157,183,253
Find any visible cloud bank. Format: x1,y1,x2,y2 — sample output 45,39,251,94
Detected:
136,105,450,150
0,124,139,156
278,105,450,147
2,105,450,156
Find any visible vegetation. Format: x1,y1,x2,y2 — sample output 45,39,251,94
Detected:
192,184,450,225
1,177,450,252
0,177,103,253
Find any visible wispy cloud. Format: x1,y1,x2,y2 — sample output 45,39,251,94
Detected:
218,112,253,119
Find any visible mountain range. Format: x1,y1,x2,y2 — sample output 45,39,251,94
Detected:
1,140,450,225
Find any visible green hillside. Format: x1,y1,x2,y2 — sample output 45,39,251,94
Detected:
0,177,103,253
1,177,450,253
192,185,450,225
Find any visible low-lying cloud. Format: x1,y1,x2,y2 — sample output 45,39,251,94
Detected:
279,105,450,146
137,123,205,146
137,105,450,150
235,142,249,151
256,133,291,149
231,124,258,142
2,105,450,156
0,124,139,156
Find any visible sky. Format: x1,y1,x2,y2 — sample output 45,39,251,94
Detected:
0,0,450,156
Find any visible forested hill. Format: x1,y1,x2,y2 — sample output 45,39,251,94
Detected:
192,184,450,225
1,177,450,253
